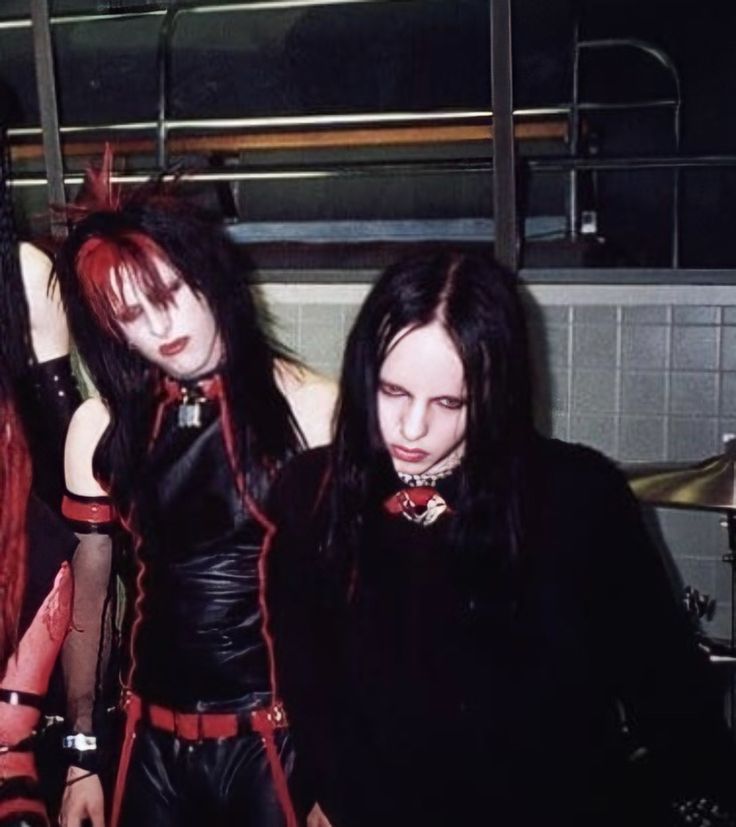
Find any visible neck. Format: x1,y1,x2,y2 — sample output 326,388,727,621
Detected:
397,456,462,487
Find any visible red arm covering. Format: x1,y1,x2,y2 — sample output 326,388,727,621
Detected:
0,561,73,820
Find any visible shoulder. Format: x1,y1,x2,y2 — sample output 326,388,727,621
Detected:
18,240,52,278
533,436,633,508
536,436,622,479
64,396,111,497
274,359,338,448
19,241,69,362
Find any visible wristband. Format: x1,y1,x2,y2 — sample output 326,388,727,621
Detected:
61,732,101,773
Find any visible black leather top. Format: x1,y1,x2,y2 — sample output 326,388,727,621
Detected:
131,396,272,711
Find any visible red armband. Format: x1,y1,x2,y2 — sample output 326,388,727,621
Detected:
62,491,117,534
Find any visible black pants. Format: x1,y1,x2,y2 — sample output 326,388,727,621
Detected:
118,724,296,827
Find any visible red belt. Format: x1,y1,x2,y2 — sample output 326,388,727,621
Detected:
112,694,296,827
143,698,288,741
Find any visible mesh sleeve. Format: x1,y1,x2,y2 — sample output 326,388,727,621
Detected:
61,532,114,741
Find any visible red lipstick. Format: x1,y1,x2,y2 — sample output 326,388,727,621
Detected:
391,444,429,463
159,336,189,357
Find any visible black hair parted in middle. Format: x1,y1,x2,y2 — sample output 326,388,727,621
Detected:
54,196,304,515
329,249,536,590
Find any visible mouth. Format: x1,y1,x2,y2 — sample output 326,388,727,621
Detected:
390,444,429,464
159,336,189,357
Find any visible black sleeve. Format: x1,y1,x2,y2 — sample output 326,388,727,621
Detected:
266,450,347,824
592,459,736,810
16,355,82,513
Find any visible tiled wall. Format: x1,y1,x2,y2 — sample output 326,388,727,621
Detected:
263,281,736,642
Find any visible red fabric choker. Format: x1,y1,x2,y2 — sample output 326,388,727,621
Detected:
383,486,451,526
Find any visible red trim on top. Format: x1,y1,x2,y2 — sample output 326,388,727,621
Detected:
218,389,299,827
62,494,116,525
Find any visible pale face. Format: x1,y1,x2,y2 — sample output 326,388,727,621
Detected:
377,320,467,476
109,256,223,379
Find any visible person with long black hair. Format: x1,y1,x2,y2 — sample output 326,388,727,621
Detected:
0,129,81,515
0,127,83,824
54,158,335,827
267,250,736,827
0,357,77,827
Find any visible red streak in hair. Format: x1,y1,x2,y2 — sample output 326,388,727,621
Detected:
75,232,178,337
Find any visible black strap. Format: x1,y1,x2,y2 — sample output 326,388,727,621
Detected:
0,689,43,710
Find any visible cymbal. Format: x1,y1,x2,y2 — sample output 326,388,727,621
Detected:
625,442,736,511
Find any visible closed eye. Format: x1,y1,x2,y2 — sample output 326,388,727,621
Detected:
163,278,183,300
379,381,407,397
115,305,143,324
436,396,466,410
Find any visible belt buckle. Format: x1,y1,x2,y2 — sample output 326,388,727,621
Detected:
250,701,287,735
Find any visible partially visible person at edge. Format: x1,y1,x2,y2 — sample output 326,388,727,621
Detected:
266,250,736,827
0,124,81,515
0,356,76,827
0,124,83,824
53,155,337,827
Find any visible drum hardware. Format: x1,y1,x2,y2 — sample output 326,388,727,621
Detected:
683,585,717,622
625,439,736,727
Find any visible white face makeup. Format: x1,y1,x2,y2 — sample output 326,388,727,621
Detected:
110,256,223,380
377,320,467,477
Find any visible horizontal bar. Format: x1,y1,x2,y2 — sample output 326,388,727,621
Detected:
528,155,736,172
0,0,396,30
6,103,676,140
576,100,678,111
8,110,496,138
225,216,566,244
9,170,336,187
13,151,736,187
10,120,567,162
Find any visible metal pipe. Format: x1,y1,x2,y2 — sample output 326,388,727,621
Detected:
0,0,393,29
7,158,498,188
527,155,736,171
29,0,66,238
490,0,518,271
4,104,681,139
156,8,180,169
569,17,580,241
10,153,736,187
577,37,682,267
7,110,498,138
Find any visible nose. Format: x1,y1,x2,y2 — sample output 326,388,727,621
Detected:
143,305,172,339
400,399,429,442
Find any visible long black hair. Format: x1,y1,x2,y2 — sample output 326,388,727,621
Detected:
55,191,303,515
0,129,34,383
329,249,536,587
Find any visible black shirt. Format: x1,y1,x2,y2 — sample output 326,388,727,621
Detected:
267,437,736,827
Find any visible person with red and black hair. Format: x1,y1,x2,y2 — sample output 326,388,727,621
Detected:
0,358,76,827
54,156,335,827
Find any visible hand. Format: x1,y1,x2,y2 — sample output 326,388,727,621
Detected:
307,802,333,827
60,767,105,827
